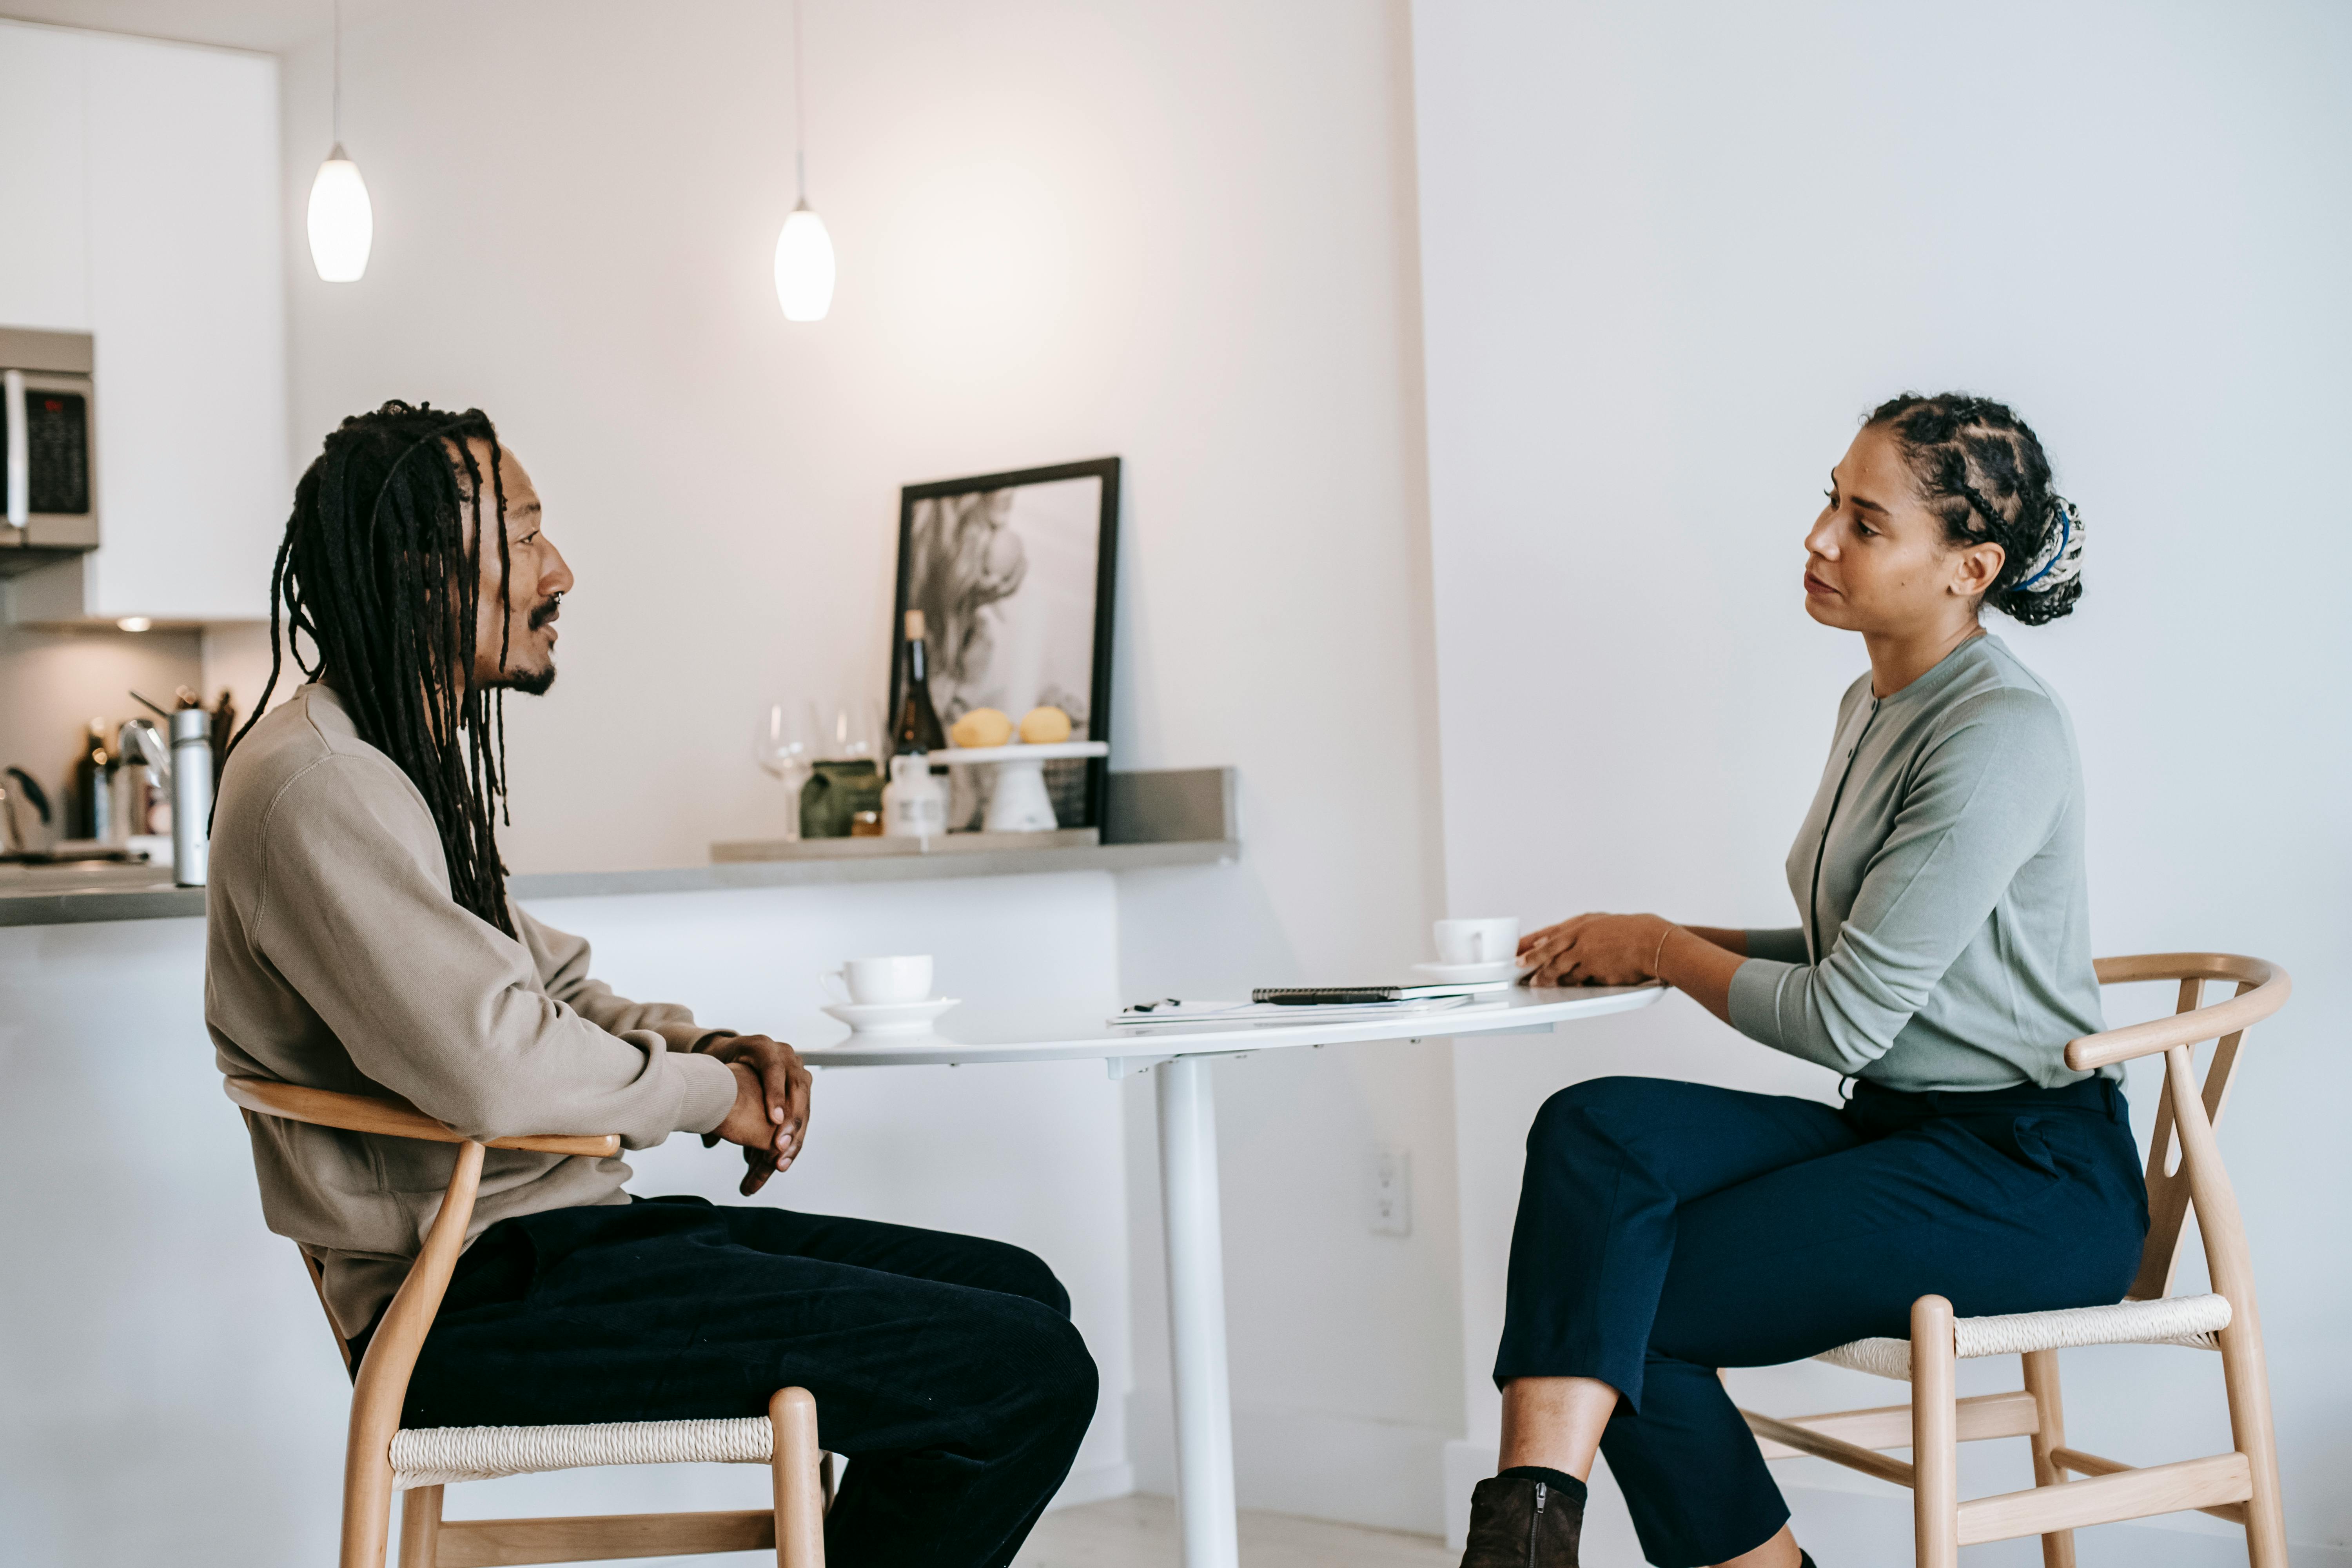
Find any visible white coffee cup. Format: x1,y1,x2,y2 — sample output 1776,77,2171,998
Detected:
823,954,934,1005
1434,917,1520,965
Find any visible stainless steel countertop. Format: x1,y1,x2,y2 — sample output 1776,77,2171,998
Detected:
0,766,1239,927
0,859,195,924
0,858,174,890
0,839,1239,927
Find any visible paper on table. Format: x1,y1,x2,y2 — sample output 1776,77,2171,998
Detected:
1110,995,1502,1028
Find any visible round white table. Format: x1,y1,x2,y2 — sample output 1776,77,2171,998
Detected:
800,984,1664,1568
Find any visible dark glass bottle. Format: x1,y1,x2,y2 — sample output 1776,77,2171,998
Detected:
893,609,948,755
74,718,113,840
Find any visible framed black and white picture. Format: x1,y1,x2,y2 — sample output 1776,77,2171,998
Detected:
890,457,1121,828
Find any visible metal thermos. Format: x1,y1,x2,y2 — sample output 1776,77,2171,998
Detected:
168,706,211,886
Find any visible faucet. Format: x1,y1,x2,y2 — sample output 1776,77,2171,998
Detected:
118,717,169,779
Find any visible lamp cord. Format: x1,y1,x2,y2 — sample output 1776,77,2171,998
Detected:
792,0,807,203
331,0,343,147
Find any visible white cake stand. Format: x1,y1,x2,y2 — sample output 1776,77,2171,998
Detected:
928,740,1110,831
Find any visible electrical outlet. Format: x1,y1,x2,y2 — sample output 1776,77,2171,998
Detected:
1370,1149,1412,1237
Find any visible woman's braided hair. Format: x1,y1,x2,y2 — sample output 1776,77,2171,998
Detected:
220,401,521,935
1865,393,2086,626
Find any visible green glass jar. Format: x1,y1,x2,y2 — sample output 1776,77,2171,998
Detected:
800,759,883,839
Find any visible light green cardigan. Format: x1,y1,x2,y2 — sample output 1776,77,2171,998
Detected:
1730,635,2114,1092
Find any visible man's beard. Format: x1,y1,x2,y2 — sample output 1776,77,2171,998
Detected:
485,597,561,694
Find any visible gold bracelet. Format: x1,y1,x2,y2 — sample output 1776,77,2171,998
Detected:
1651,921,1674,980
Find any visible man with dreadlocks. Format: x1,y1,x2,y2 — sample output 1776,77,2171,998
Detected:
205,403,1096,1568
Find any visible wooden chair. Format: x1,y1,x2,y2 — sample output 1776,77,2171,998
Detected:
224,1077,833,1568
1740,953,2291,1567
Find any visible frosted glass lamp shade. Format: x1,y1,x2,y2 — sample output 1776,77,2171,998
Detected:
774,202,836,321
307,148,374,283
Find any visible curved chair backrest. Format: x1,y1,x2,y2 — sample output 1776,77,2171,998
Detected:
222,1078,619,1394
2071,955,2290,1303
225,1077,629,1568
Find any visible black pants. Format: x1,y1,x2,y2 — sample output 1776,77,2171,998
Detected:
387,1198,1097,1568
1495,1075,2147,1567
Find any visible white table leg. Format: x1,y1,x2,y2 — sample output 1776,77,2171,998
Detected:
1155,1055,1240,1568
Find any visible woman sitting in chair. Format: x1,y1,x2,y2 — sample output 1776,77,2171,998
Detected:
1456,394,2147,1568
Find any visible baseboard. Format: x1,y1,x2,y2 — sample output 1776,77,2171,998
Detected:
1439,1440,1493,1551
1441,1441,2349,1566
1127,1389,1451,1535
1048,1458,1136,1513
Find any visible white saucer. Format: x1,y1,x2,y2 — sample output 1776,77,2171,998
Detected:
821,997,961,1036
1411,958,1531,984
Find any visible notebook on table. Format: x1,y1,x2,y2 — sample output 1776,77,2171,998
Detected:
1249,981,1513,1004
1109,987,1508,1028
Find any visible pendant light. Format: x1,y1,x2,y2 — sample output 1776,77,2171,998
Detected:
307,0,374,283
773,0,836,321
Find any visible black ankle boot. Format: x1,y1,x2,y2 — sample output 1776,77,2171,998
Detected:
1457,1474,1583,1567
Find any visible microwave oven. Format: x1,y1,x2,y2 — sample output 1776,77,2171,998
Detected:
0,326,98,579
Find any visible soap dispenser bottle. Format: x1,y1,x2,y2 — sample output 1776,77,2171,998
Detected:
881,752,947,844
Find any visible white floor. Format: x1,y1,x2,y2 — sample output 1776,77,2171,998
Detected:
1015,1494,1455,1567
1013,1488,2337,1568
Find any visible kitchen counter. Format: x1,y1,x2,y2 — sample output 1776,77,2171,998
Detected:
0,766,1237,926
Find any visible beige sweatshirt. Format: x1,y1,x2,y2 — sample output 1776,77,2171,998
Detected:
205,684,739,1338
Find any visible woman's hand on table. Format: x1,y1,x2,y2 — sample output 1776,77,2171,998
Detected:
1519,913,1673,987
1519,914,1746,1026
700,1033,813,1196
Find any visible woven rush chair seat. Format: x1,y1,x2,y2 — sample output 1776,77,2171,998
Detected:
392,1415,781,1489
1813,1292,2233,1383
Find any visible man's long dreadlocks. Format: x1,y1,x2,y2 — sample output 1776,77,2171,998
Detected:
221,401,523,935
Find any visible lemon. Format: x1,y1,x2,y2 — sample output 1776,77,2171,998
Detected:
951,708,1014,748
1018,706,1073,744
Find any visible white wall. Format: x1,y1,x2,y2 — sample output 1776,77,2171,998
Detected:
1413,1,2352,1561
277,0,1454,1534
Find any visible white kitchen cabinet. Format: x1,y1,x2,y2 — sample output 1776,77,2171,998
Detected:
0,24,88,333
0,21,287,626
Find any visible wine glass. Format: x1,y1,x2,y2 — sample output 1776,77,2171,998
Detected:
751,701,816,841
818,697,885,762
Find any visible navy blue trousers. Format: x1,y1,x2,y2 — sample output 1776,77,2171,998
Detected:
380,1198,1097,1568
1495,1075,2147,1567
